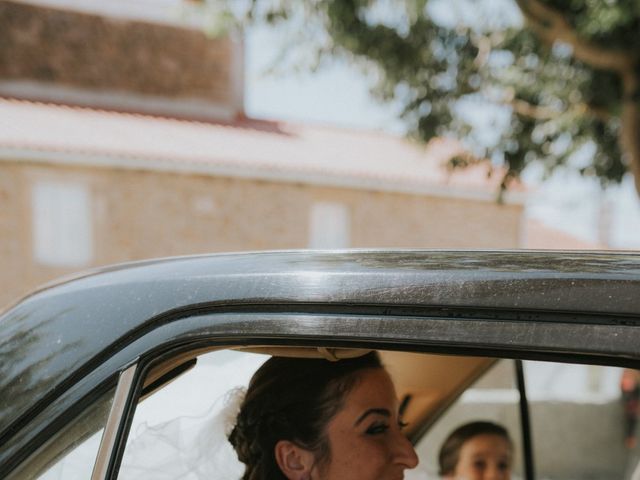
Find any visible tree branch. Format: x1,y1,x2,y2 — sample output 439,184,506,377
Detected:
510,98,558,119
495,89,571,120
516,0,640,196
584,103,611,122
620,72,640,195
514,0,637,73
501,94,610,122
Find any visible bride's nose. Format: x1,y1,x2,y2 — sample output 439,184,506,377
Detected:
392,430,419,469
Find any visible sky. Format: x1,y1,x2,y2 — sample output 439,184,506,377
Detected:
244,23,640,249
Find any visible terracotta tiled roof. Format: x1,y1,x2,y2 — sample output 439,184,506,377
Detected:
0,97,525,202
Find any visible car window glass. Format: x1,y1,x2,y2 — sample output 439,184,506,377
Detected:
118,350,269,479
413,359,523,479
7,386,116,480
524,361,637,480
36,430,103,480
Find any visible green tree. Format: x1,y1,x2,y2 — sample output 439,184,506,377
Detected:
213,0,640,193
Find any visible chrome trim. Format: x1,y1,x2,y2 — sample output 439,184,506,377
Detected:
91,365,137,480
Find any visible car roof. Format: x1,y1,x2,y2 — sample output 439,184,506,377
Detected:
1,249,639,453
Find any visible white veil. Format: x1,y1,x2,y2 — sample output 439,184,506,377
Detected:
119,387,246,479
116,350,267,480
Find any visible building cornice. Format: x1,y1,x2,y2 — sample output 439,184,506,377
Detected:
0,146,526,205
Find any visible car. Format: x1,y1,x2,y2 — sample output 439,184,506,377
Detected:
1,250,639,479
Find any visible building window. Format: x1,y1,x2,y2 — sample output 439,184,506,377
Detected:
32,181,92,267
308,201,350,249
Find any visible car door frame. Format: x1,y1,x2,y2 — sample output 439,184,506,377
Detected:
82,309,640,480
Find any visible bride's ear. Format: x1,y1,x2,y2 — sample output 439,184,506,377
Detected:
274,440,316,480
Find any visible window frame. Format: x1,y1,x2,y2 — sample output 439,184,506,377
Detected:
91,365,137,480
91,317,640,480
8,311,640,479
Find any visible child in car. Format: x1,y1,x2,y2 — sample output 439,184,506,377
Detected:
439,421,513,480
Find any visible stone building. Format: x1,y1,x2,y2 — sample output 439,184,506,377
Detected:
0,0,525,308
0,98,525,307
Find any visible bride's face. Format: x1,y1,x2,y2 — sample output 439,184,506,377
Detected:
315,368,419,480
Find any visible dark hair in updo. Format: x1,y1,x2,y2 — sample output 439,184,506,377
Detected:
228,351,383,480
438,421,512,476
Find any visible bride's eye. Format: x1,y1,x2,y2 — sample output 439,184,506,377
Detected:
365,422,390,435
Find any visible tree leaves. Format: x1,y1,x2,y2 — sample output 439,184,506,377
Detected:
215,0,640,192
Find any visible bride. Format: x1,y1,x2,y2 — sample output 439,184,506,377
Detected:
120,351,419,480
228,351,418,480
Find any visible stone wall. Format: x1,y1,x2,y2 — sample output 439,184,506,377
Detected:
0,160,522,308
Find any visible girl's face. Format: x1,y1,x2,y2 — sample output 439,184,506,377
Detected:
450,434,512,480
315,368,419,480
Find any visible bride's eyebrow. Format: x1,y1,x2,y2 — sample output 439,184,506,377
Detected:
354,408,390,426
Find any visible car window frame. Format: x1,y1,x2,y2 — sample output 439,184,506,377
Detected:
95,330,640,479
8,307,640,479
91,365,137,480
